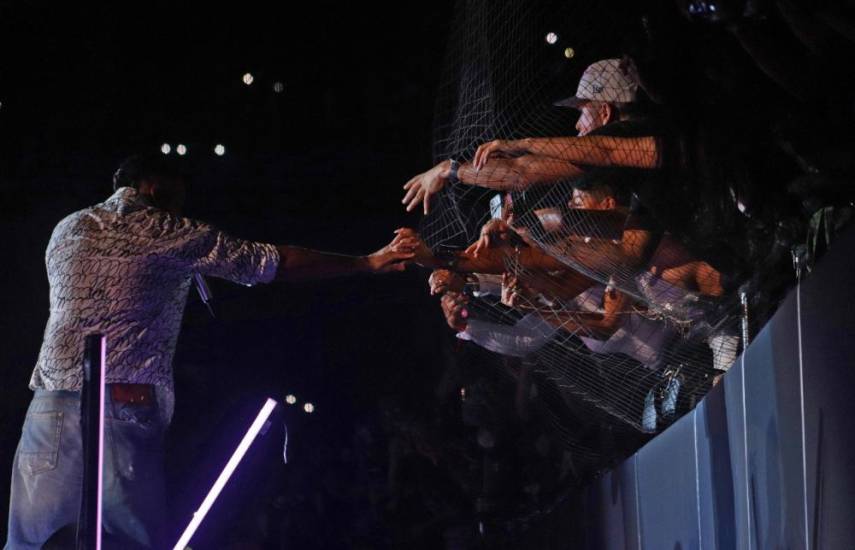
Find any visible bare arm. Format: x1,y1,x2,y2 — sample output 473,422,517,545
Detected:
418,242,568,274
456,155,584,191
530,288,630,338
550,229,654,275
537,308,619,338
474,135,661,170
274,232,416,282
274,246,372,282
502,274,629,338
402,156,584,214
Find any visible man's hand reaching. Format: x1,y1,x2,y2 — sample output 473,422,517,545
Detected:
363,230,419,273
473,139,529,170
393,228,435,267
500,273,539,309
464,218,512,257
402,161,451,215
440,291,469,332
429,269,465,296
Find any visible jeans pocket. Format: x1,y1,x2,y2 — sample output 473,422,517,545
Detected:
114,401,159,429
17,411,64,476
109,404,165,482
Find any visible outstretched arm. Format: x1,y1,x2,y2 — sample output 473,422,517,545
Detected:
474,135,660,170
274,231,416,282
547,228,654,275
398,228,595,306
404,231,565,274
503,276,630,338
402,156,584,214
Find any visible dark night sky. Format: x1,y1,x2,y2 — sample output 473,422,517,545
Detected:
0,2,450,162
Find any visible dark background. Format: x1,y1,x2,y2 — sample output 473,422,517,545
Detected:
6,1,844,547
0,2,482,547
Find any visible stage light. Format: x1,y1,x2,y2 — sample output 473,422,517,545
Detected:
176,144,187,156
173,398,278,550
161,143,172,155
545,32,558,45
303,403,314,414
273,82,284,93
214,144,225,156
242,73,254,85
285,394,297,405
564,47,575,59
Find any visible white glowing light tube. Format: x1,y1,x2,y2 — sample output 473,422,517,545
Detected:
173,398,278,550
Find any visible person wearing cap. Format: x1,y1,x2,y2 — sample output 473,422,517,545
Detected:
555,57,641,137
403,58,653,314
401,58,644,216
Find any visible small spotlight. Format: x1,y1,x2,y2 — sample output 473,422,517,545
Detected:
285,394,297,405
161,143,172,155
214,144,226,156
176,144,187,156
545,32,558,45
303,403,315,414
564,47,575,59
273,81,284,93
242,72,254,85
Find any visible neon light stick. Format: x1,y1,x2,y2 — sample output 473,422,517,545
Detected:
173,398,278,550
96,336,106,550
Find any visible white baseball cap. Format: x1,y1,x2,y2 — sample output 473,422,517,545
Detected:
554,58,639,108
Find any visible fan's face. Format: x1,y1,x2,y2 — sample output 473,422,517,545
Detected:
569,188,613,210
575,101,608,136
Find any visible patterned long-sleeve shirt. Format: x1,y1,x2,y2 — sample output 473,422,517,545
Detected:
30,187,280,391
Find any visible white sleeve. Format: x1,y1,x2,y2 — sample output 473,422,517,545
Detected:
472,273,503,297
458,314,557,358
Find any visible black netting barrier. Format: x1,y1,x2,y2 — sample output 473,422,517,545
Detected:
400,0,855,473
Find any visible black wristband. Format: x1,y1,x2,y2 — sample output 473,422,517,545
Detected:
448,159,460,183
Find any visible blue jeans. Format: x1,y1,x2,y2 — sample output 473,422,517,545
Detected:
5,389,168,549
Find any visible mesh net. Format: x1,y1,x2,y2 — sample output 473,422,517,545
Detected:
407,0,855,469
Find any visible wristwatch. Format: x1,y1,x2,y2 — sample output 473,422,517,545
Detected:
448,159,460,183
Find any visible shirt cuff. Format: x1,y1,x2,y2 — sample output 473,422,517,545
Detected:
256,243,281,284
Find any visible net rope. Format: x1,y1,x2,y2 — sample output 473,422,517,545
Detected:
410,0,855,465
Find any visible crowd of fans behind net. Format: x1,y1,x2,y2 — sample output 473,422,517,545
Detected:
401,0,855,470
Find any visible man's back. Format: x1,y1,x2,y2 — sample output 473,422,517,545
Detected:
32,187,279,391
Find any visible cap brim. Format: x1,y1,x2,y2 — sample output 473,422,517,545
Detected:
553,96,587,108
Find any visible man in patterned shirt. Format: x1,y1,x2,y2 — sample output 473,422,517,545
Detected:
6,154,417,549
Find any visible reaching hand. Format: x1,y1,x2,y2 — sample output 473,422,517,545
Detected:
464,218,512,257
393,228,434,266
500,273,537,309
402,161,451,215
440,291,469,332
473,139,528,170
364,230,419,273
429,269,465,296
